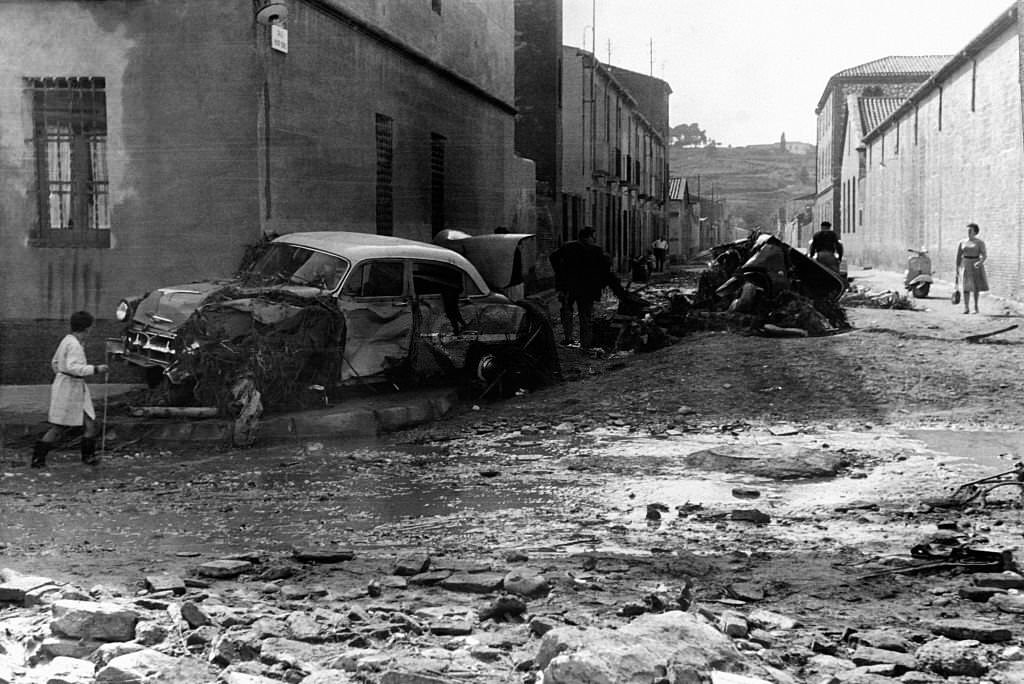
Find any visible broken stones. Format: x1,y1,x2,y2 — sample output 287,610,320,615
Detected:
133,621,168,646
480,595,527,623
989,592,1024,613
927,618,1012,643
973,571,1024,589
719,611,749,638
41,637,103,659
914,637,988,677
958,585,1005,602
196,559,253,579
180,600,214,628
730,509,771,525
293,548,355,563
393,553,431,576
503,570,550,598
537,611,746,681
42,656,94,684
850,646,917,673
94,648,179,683
51,600,140,642
683,444,846,479
0,572,61,606
854,629,913,653
439,572,504,594
727,582,764,602
408,570,451,586
747,609,800,631
143,574,185,595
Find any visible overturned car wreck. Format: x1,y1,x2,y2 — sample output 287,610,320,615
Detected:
116,232,559,428
692,231,849,336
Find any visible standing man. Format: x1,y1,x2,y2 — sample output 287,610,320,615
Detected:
808,221,843,273
31,311,109,468
652,235,669,272
549,227,623,352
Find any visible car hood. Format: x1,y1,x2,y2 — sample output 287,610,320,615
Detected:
131,280,325,332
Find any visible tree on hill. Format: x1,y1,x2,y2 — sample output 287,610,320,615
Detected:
779,132,787,152
670,122,708,147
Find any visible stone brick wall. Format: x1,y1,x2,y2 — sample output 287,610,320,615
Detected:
852,26,1024,302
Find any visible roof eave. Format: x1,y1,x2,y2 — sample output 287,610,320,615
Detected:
863,4,1018,144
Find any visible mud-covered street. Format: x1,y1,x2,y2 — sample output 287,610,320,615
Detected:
3,270,1024,683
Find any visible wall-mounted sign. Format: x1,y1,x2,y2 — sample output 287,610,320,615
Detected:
271,25,288,54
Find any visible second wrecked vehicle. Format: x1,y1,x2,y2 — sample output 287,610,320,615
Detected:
115,231,557,411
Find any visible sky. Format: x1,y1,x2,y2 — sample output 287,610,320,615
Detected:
563,0,1016,146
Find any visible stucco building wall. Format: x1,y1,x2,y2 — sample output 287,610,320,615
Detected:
857,25,1024,300
0,0,529,383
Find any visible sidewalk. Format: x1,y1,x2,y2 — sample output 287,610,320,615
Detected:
846,267,1024,317
0,383,460,448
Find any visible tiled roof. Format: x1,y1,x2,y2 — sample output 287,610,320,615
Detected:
833,55,950,79
858,98,905,136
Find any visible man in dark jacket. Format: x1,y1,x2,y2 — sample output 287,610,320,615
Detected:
549,227,623,351
809,221,843,273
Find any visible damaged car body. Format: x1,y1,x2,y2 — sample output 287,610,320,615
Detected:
116,232,558,412
694,231,849,335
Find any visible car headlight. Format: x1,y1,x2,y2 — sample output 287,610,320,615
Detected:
116,297,141,322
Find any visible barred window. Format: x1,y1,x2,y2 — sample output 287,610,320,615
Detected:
375,113,393,236
27,77,109,248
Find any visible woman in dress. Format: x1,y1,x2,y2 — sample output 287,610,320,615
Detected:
956,222,988,314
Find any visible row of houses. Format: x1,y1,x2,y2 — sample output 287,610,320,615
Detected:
812,1,1024,301
0,0,672,383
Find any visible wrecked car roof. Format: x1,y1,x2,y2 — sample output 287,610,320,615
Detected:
278,232,490,293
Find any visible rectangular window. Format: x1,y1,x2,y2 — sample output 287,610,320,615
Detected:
431,0,441,15
375,114,394,236
28,76,109,248
914,105,919,145
895,122,900,155
430,133,446,236
938,86,943,131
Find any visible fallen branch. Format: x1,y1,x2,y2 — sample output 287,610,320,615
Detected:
964,324,1018,343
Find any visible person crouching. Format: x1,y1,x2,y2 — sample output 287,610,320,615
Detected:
31,311,109,468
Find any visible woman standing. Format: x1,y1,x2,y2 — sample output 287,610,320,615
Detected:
956,222,988,314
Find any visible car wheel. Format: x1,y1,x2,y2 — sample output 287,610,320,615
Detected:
913,283,930,298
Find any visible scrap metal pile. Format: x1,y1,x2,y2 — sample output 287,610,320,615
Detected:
592,231,851,353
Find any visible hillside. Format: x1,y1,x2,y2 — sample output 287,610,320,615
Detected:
670,141,816,233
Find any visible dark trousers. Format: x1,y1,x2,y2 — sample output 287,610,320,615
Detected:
653,249,667,271
560,294,595,350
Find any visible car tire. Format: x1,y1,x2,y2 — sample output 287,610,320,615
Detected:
912,283,930,298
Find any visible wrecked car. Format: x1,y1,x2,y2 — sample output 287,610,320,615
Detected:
694,231,849,335
115,231,558,411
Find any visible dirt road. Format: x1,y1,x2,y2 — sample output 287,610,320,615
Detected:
2,271,1024,683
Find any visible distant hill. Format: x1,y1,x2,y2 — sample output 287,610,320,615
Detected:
670,141,816,231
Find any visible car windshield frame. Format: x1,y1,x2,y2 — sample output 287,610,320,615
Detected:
244,243,350,291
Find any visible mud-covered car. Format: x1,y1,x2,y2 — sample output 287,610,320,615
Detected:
116,231,557,409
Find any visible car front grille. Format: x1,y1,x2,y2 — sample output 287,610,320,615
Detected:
124,329,177,367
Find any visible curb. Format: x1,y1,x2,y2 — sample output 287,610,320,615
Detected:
1,388,460,448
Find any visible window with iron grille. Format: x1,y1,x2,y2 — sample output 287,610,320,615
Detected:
375,114,394,236
27,77,109,248
430,133,446,235
431,0,442,14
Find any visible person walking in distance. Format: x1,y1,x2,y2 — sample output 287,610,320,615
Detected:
808,221,843,273
549,227,624,352
652,235,669,272
31,311,109,468
956,222,988,314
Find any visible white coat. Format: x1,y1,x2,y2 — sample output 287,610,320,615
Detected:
48,334,97,426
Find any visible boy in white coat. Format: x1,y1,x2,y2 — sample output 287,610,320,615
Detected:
32,311,109,468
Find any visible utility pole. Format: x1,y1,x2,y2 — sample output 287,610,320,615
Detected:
649,38,654,76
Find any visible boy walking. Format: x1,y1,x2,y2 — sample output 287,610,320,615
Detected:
32,311,109,468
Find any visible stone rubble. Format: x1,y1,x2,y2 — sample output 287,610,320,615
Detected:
1,538,1022,684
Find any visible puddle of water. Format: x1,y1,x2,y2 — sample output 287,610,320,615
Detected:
905,429,1024,472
